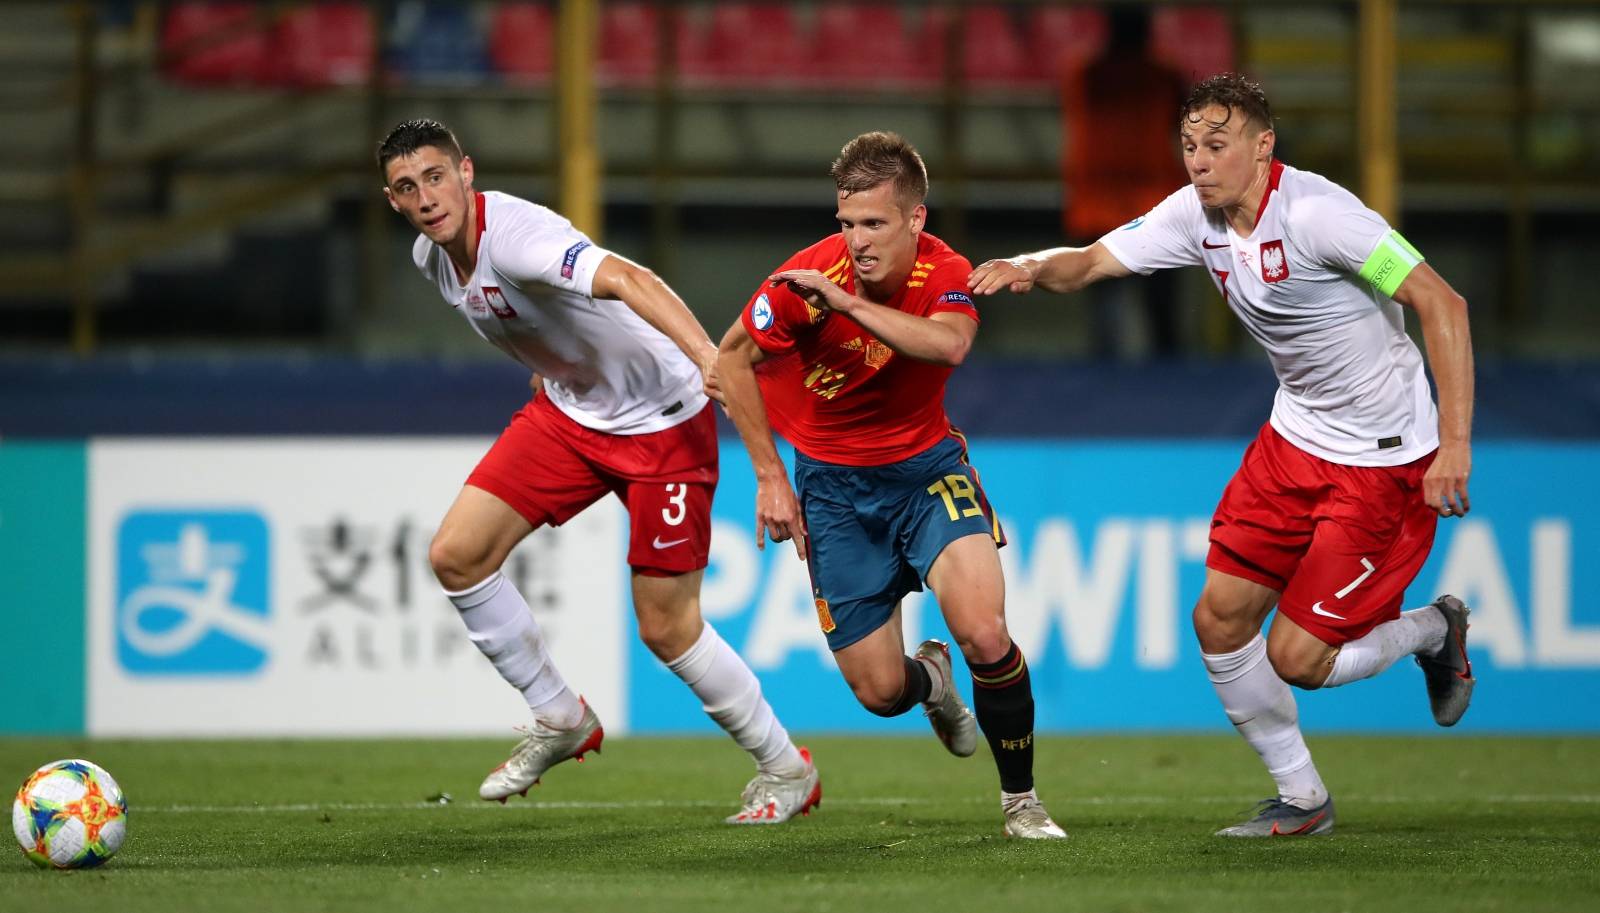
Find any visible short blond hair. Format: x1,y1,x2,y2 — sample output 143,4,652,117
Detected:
831,131,928,210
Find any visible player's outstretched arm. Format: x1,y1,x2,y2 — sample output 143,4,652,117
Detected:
769,269,975,366
968,241,1131,296
1392,263,1475,518
717,320,808,560
591,254,722,402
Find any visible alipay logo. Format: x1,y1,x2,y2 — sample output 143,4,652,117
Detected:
116,510,272,675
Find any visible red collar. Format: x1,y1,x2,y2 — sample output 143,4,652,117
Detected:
473,191,487,247
1253,159,1284,224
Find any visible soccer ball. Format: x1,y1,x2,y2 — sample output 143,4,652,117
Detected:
12,759,127,869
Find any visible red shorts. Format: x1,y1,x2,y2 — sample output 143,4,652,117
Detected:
466,394,718,577
1206,423,1438,645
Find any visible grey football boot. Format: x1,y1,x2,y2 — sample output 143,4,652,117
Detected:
1002,791,1068,839
1417,594,1475,727
914,639,978,757
479,700,604,802
1216,796,1336,837
725,746,822,825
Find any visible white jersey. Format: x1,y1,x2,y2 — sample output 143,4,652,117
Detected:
1099,161,1437,467
413,190,705,435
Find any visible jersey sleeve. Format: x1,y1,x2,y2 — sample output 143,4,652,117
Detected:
922,256,980,323
1292,188,1426,297
1096,186,1205,274
487,212,611,298
739,256,814,356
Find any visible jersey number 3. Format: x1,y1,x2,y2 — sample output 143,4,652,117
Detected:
661,483,688,526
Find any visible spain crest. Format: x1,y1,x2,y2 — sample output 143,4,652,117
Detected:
864,339,892,369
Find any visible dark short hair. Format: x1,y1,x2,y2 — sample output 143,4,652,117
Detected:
376,118,464,176
1181,73,1274,135
830,131,929,210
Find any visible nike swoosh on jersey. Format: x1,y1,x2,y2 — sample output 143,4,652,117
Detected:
652,536,691,549
1310,601,1346,620
1202,239,1230,249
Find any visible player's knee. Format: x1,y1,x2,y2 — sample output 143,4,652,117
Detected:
953,622,1010,667
635,612,698,662
428,532,493,592
1266,643,1327,690
850,676,905,716
1193,594,1249,654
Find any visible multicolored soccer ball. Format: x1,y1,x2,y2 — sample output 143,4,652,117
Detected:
12,759,127,869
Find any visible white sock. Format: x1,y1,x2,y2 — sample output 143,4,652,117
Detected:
1323,605,1448,688
445,571,583,728
666,622,806,777
1203,634,1328,809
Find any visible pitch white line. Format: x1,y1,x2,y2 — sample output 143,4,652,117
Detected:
141,794,1600,814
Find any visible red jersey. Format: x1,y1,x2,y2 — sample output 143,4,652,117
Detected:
739,232,978,466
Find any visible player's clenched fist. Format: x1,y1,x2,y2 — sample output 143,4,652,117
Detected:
968,258,1038,296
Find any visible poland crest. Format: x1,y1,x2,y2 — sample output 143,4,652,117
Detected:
1260,240,1289,283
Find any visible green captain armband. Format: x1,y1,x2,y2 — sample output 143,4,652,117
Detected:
1358,230,1424,297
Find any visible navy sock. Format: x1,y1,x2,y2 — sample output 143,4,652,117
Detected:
868,655,934,717
970,642,1035,793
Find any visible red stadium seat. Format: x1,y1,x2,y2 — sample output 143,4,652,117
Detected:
488,2,554,84
1152,6,1235,83
959,6,1035,87
684,3,806,87
809,4,931,89
274,3,374,88
597,2,695,88
160,2,272,86
1026,6,1107,83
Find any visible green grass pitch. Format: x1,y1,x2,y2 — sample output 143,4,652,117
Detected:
3,734,1598,912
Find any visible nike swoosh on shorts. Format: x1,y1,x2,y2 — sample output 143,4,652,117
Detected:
652,536,690,549
1311,601,1346,620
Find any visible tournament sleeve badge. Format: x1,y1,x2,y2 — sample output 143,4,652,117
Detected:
560,241,590,279
751,293,775,332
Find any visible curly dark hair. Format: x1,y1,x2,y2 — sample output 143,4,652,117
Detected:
831,131,929,210
1180,73,1274,134
376,118,464,175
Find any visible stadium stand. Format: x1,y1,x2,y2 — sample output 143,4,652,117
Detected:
160,1,272,85
274,3,374,88
488,2,554,84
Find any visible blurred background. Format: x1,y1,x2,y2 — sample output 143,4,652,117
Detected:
5,0,1600,361
3,2,1599,740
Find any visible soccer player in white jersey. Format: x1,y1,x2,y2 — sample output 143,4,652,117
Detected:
969,74,1476,837
377,118,820,824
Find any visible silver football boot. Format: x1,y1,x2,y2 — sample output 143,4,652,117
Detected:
478,700,604,803
1417,594,1475,727
1002,791,1068,839
914,639,978,757
1216,796,1336,837
724,747,822,825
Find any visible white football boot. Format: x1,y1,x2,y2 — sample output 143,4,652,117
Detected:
915,639,978,757
479,700,604,803
1002,790,1068,839
724,747,822,825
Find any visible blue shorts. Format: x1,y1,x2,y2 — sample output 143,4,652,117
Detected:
795,435,1005,651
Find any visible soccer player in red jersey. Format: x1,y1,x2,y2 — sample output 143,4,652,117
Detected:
718,132,1066,839
970,75,1476,837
